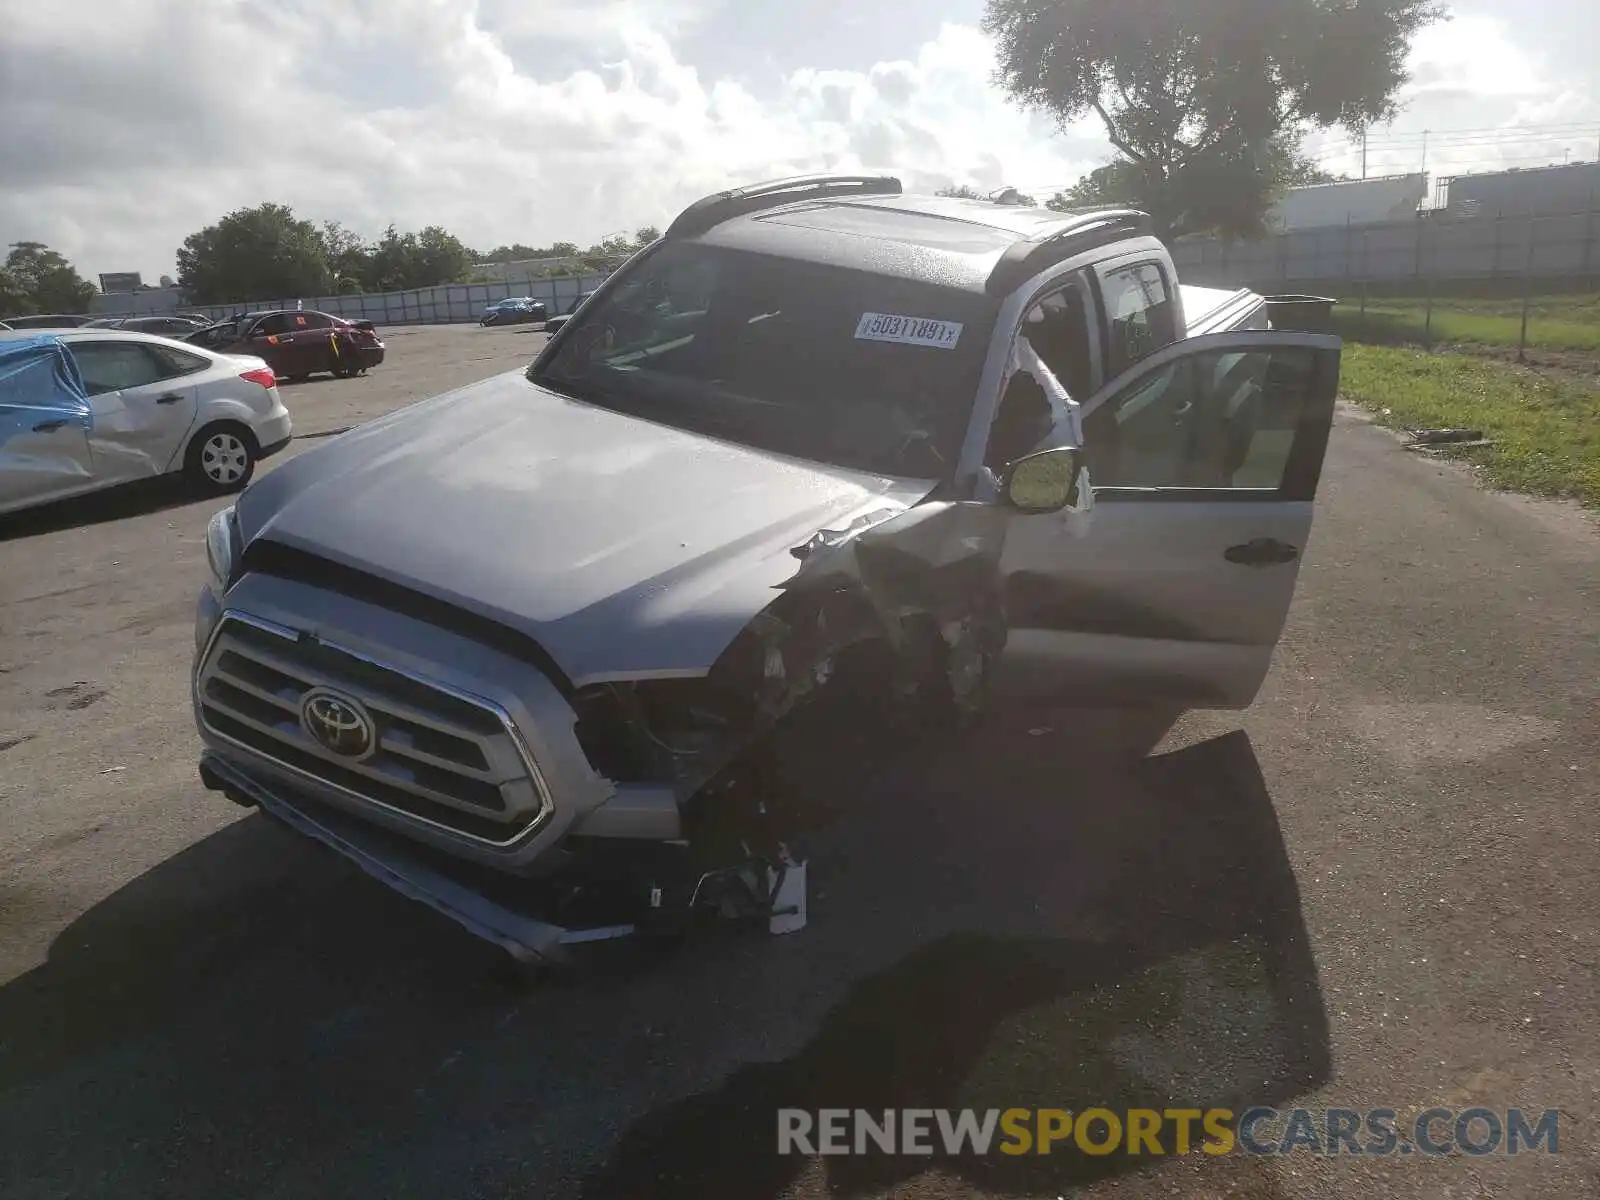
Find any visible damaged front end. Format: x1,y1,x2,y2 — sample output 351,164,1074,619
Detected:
570,498,1011,866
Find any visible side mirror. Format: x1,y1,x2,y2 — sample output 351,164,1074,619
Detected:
1003,446,1084,514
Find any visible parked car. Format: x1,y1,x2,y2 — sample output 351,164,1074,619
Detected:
192,174,1342,967
84,315,213,337
541,291,596,335
1,329,292,515
185,309,384,380
1,313,95,329
480,297,549,326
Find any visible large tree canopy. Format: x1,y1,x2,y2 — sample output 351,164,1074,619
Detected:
178,206,482,303
363,224,475,292
984,0,1442,237
4,242,97,314
177,204,333,305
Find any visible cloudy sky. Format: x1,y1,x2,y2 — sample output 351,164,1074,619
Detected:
1,0,1596,282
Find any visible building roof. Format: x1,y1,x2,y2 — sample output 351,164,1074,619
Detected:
1269,173,1428,230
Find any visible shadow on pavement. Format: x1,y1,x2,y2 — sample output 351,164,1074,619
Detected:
276,374,356,387
0,475,197,540
0,722,1327,1199
578,729,1329,1199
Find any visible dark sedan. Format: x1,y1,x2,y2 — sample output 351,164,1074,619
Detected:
185,309,385,380
479,297,549,326
84,314,212,337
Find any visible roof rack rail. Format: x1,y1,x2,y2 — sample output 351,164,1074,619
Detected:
666,174,903,239
985,208,1154,296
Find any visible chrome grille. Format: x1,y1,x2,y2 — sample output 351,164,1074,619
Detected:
196,612,552,846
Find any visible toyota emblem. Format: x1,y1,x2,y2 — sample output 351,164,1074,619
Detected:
300,688,376,759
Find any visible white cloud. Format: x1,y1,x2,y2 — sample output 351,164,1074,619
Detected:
0,0,1099,282
1,1,1593,284
1302,14,1598,182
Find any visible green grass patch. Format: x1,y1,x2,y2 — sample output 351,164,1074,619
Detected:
1329,292,1600,352
1339,344,1600,506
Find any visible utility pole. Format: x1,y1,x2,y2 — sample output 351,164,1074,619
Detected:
1361,128,1368,180
1421,130,1429,175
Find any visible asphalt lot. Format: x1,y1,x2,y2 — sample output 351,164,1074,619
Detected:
2,323,1597,1199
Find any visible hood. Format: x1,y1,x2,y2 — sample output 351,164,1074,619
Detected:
235,372,934,687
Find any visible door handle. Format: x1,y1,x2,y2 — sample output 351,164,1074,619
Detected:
1225,537,1299,566
32,419,71,432
155,392,185,404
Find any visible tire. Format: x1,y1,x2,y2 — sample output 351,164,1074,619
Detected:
184,422,259,495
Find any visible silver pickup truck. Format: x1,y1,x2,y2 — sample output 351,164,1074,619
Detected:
192,176,1341,966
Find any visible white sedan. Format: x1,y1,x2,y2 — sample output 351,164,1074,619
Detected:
0,329,292,516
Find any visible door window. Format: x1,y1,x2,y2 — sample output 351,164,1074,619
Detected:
69,342,178,395
1082,345,1321,492
1099,262,1177,376
253,313,296,336
984,283,1093,470
295,312,334,329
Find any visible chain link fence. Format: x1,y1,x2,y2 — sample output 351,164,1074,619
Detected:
1175,203,1600,360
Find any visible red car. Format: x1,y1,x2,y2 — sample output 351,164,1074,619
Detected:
185,309,385,381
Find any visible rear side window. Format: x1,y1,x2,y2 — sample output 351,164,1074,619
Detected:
148,344,209,376
1099,262,1178,376
70,342,175,394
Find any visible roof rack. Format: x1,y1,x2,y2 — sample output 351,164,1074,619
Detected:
665,174,903,239
985,208,1154,295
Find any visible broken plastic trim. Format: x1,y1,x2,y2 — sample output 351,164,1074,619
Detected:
201,751,583,964
200,752,809,964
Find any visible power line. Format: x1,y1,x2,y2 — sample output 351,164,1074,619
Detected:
1348,132,1596,152
1347,120,1598,140
1002,121,1600,195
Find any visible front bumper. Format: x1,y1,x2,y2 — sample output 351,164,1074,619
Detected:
200,751,630,963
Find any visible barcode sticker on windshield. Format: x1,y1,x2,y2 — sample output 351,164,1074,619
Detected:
854,312,963,349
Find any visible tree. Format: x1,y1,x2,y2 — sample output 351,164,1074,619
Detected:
358,224,474,292
319,220,370,292
1045,132,1344,230
0,266,32,316
983,0,1443,238
177,204,332,304
937,184,987,199
588,233,636,257
633,226,661,248
477,240,580,263
5,242,97,314
413,225,474,288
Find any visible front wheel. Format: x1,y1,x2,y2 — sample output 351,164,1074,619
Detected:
184,423,258,495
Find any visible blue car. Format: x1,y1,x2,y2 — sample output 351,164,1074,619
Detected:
479,296,549,326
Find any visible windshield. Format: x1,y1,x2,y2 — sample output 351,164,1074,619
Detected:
529,241,996,478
